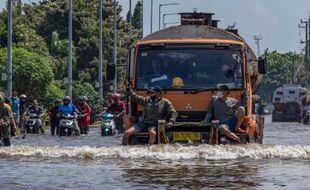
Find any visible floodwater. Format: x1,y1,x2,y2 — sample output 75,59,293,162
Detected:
1,116,310,190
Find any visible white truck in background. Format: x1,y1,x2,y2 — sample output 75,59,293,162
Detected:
272,85,309,122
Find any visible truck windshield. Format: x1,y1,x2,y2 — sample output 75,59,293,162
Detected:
136,45,243,91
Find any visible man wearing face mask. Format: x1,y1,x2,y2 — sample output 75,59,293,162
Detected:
204,85,248,143
122,81,178,145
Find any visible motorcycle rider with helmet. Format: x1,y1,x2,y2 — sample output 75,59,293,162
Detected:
76,96,91,134
58,96,81,136
107,93,126,133
25,99,45,134
19,94,27,132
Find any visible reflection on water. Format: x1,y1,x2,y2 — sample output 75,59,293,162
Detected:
120,160,260,190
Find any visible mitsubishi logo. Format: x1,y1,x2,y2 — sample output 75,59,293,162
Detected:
185,103,193,110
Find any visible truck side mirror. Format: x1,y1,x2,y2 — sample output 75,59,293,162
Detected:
258,58,267,74
106,64,115,81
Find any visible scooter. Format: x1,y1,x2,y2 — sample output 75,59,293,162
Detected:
100,113,117,136
303,104,310,125
59,114,75,136
25,113,39,134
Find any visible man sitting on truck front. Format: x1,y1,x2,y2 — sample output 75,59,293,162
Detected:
203,85,248,143
122,81,178,145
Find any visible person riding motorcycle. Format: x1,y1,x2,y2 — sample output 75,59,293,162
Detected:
107,93,126,133
19,94,27,132
0,94,15,146
25,99,45,134
76,96,91,134
58,96,81,136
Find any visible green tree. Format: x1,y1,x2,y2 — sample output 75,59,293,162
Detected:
0,0,141,103
258,51,307,102
132,1,142,31
0,48,54,99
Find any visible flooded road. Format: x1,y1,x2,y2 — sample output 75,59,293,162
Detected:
1,116,310,190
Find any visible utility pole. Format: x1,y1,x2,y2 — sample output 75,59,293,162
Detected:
308,12,310,84
150,0,153,33
68,0,73,99
142,0,144,38
113,0,117,93
253,34,263,57
99,0,103,98
292,52,295,84
7,0,13,97
299,18,310,83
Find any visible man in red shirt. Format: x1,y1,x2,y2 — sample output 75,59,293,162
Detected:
107,93,126,133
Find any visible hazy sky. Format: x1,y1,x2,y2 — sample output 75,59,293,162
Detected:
1,0,310,54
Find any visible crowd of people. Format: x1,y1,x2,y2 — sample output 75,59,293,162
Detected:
0,81,249,146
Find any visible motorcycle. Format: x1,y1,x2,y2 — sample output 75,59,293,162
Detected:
25,113,39,134
303,104,310,124
100,113,117,136
59,113,75,136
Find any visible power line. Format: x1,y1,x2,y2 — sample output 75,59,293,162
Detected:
299,16,310,83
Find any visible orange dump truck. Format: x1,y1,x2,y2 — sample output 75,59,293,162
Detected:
108,11,266,144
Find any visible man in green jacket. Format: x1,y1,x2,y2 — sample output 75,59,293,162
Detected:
123,82,178,145
0,94,15,146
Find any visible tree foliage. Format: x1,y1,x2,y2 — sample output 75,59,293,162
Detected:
0,48,54,99
258,51,308,102
0,0,141,111
132,1,142,32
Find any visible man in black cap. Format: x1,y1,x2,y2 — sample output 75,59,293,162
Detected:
123,81,178,145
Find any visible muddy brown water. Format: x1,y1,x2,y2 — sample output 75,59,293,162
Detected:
1,116,310,190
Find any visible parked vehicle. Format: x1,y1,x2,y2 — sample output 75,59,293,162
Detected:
272,85,308,122
303,103,310,124
100,113,117,136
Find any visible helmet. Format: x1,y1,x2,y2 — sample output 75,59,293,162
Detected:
82,96,88,101
112,93,121,99
172,77,184,88
19,94,27,99
63,96,71,102
55,99,62,103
